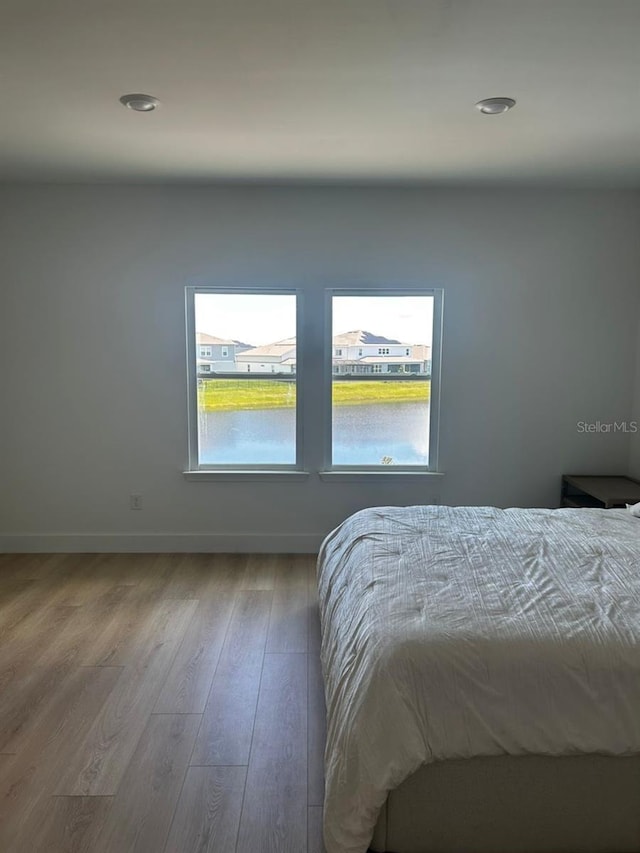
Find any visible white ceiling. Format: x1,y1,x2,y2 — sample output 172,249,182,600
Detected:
2,0,640,184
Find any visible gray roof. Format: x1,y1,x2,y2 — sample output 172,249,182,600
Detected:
236,338,296,358
333,330,402,346
196,332,236,345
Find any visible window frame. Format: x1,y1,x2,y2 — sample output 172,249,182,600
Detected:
323,287,443,473
185,286,303,473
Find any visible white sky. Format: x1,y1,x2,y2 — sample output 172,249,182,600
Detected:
334,296,433,346
195,293,433,346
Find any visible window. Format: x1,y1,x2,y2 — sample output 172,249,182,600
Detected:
186,286,441,476
330,292,440,469
186,289,298,469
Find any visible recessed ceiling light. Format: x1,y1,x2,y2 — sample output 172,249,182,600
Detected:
475,97,516,115
119,93,160,112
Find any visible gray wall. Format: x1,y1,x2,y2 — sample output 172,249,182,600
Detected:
1,185,639,551
631,319,640,479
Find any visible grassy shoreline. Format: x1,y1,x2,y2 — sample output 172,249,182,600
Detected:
197,379,431,412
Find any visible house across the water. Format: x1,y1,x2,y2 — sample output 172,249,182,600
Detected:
196,330,431,377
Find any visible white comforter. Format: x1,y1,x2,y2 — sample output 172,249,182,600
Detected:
317,505,640,853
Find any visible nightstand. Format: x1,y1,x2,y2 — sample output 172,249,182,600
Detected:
561,475,640,509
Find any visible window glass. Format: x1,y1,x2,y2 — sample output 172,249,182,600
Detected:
331,294,433,466
193,292,297,467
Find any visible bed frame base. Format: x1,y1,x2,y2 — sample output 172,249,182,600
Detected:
369,754,640,853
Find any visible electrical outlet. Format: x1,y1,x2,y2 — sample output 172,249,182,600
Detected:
130,493,143,510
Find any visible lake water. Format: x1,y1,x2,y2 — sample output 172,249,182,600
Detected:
198,401,430,466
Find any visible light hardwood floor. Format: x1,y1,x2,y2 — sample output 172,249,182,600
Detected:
0,553,327,853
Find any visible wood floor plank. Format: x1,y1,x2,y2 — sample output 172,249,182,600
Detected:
0,579,41,642
0,553,327,853
85,553,148,589
0,553,66,581
45,554,122,607
0,665,76,755
131,554,183,597
242,553,276,590
0,581,58,655
0,602,76,673
153,594,234,714
162,553,243,596
190,590,272,766
154,556,243,714
56,599,198,796
0,666,122,851
28,795,113,853
1,585,133,755
308,805,326,853
36,585,131,669
266,555,309,654
0,607,85,753
236,652,308,853
308,648,326,807
308,555,326,806
308,577,322,661
32,555,109,608
160,553,212,599
94,713,200,853
33,553,76,579
0,558,93,648
0,577,35,608
81,582,173,667
163,766,246,853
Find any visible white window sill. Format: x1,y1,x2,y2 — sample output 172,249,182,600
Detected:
183,470,310,482
318,470,444,482
184,470,443,483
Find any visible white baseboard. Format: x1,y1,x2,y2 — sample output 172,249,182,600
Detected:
0,532,323,554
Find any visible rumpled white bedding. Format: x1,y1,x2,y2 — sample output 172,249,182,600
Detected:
317,505,640,853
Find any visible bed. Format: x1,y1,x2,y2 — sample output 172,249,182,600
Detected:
316,505,640,853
